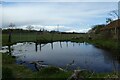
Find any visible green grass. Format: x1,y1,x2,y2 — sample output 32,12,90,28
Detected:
86,39,120,54
35,66,72,79
71,37,120,54
2,53,73,79
2,53,120,79
2,53,35,79
2,33,86,46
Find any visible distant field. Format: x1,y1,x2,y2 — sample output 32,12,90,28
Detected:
2,32,87,46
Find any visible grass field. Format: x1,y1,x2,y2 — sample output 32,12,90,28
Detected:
2,32,87,46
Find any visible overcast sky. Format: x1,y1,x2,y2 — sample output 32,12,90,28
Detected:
1,1,119,32
1,0,120,2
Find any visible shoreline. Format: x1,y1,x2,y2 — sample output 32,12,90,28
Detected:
2,53,119,79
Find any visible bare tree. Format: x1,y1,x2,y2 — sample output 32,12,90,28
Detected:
9,23,15,29
8,23,15,43
109,10,119,19
26,25,34,30
108,10,119,40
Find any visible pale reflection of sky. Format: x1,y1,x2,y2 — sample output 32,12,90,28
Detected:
11,42,120,72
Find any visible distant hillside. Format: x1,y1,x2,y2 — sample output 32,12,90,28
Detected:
101,19,120,31
88,19,120,39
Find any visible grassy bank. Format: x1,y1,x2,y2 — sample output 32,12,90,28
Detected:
87,39,120,53
2,53,120,79
71,38,120,54
2,53,73,79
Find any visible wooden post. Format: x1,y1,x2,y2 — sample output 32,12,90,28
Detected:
66,41,68,47
35,42,38,52
51,42,53,50
8,31,11,43
8,23,15,55
40,43,41,51
8,45,11,55
73,42,74,47
60,41,62,48
8,29,12,55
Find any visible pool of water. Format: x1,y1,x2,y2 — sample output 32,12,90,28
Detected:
7,41,120,72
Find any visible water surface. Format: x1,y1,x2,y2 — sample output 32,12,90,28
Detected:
10,41,120,72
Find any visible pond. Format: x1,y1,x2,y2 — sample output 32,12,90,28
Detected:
5,41,120,72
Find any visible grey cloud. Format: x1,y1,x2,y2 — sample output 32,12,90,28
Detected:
2,2,117,32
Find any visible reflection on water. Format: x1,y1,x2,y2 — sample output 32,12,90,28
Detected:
8,41,120,72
